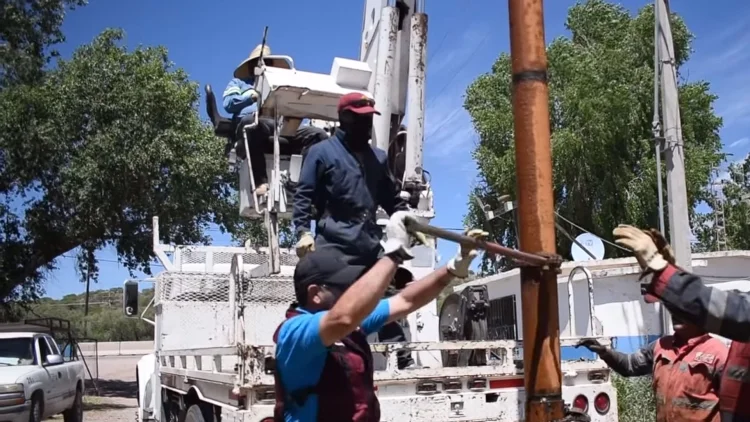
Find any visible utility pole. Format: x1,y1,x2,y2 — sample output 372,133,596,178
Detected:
657,0,692,334
712,179,728,251
652,0,669,336
508,0,564,420
652,0,665,235
84,266,91,337
657,0,692,270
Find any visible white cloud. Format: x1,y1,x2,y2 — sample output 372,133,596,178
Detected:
424,89,477,158
728,137,749,149
692,20,750,79
690,19,750,128
716,89,750,127
421,26,491,160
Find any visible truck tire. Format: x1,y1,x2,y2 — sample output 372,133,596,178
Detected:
184,404,212,422
63,387,83,422
29,394,42,422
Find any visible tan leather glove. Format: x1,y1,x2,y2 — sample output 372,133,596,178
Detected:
295,232,315,258
642,228,676,265
247,89,259,102
612,225,669,273
447,229,489,278
413,230,429,247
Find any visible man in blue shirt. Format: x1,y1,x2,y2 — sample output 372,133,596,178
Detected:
273,210,487,421
223,44,328,196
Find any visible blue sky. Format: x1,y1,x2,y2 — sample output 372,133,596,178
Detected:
41,0,750,298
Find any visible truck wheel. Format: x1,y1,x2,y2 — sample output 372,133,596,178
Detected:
184,404,210,422
29,395,42,422
63,387,83,422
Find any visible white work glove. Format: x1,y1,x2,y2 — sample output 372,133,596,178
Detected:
612,225,669,273
295,232,315,258
381,211,420,261
447,229,488,278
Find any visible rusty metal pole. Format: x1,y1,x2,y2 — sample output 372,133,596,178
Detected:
508,0,564,421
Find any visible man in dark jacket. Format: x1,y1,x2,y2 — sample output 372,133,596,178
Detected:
291,92,411,263
291,92,428,368
577,313,727,421
613,224,750,422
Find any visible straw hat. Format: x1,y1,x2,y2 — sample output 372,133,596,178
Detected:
234,44,271,80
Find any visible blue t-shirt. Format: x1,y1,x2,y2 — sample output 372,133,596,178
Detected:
275,299,390,422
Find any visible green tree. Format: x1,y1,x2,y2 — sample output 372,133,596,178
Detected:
0,0,87,88
0,29,239,308
22,287,155,341
464,0,724,274
230,219,298,249
694,159,750,251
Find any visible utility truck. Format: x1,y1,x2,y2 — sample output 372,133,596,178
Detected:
123,1,617,421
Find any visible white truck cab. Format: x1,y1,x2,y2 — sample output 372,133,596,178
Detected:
0,323,85,422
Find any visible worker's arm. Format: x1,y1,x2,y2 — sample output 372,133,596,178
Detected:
385,229,486,323
292,145,324,236
386,267,453,323
613,225,750,342
599,341,656,377
645,264,750,342
376,152,408,214
222,78,257,115
317,212,414,346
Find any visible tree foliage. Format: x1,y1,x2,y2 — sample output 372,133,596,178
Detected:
0,0,87,88
464,0,724,274
0,29,239,306
694,160,750,251
230,219,298,250
14,287,155,342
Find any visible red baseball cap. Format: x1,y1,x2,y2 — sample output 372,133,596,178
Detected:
338,92,380,115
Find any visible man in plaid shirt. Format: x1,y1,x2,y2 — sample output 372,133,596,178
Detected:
614,225,750,422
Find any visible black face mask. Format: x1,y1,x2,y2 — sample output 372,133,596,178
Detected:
339,111,373,150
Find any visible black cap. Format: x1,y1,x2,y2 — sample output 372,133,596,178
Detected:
294,249,368,295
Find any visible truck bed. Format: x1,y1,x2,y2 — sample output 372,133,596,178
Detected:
158,337,612,388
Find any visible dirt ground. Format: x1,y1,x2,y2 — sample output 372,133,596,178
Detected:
47,382,137,422
52,356,141,422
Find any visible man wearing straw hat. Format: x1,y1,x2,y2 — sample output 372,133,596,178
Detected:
223,44,328,196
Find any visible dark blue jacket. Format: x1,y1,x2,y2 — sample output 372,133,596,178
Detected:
292,129,407,259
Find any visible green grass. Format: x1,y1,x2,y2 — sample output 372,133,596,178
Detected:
613,374,656,422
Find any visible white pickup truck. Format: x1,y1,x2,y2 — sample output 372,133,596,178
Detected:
0,326,85,422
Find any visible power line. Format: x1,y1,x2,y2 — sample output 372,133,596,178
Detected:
554,213,630,252
425,31,491,112
40,301,115,307
426,31,450,66
552,215,750,281
61,254,164,267
422,29,490,141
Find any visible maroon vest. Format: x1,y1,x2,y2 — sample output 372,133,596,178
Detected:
272,306,381,422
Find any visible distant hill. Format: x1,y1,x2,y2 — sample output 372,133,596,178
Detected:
18,287,154,342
